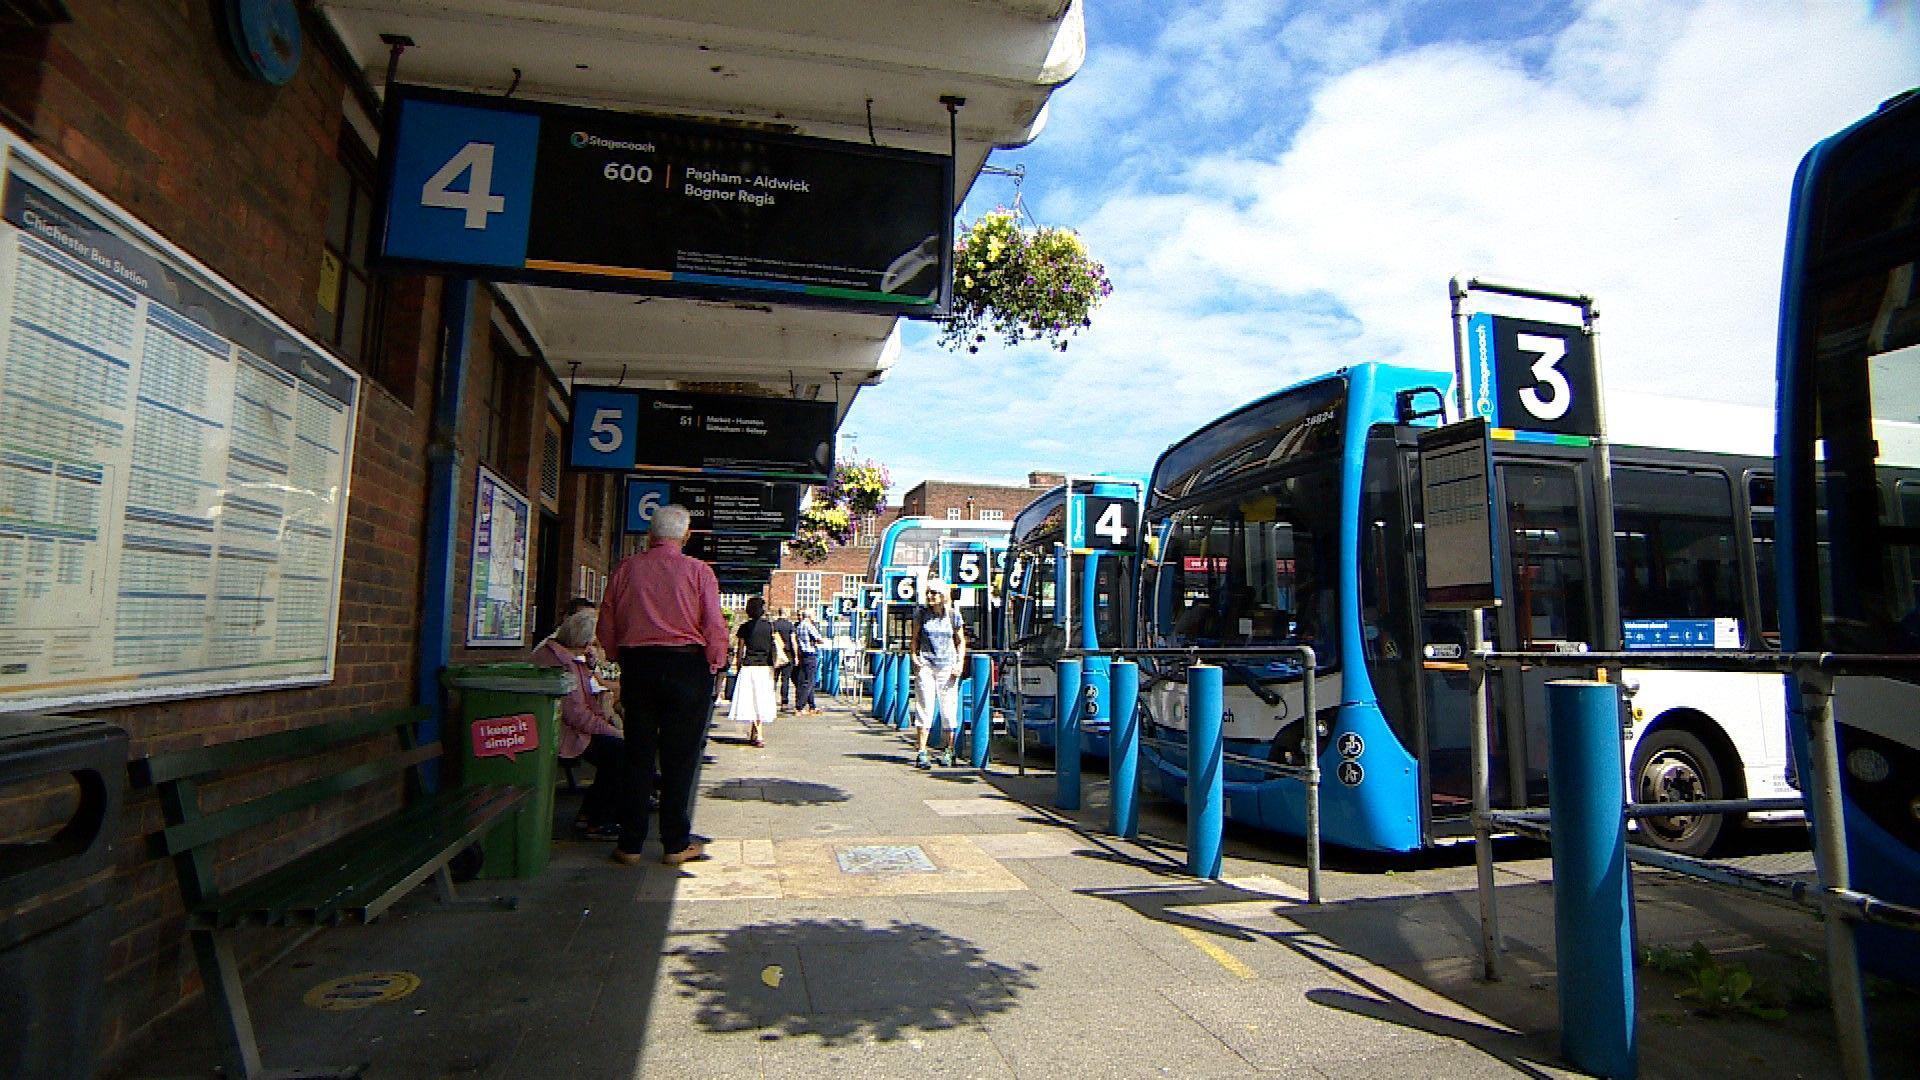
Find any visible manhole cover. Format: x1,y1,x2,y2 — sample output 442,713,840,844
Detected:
835,844,937,874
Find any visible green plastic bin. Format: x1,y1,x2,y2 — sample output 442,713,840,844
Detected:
443,663,570,880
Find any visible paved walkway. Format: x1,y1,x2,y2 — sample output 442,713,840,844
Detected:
120,695,1920,1078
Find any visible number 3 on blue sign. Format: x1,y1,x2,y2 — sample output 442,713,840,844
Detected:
382,98,540,269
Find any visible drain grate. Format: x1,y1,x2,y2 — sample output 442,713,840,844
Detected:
834,844,938,874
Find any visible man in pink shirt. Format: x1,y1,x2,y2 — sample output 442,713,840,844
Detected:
597,503,729,866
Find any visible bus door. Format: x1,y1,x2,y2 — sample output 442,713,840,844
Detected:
1493,458,1605,806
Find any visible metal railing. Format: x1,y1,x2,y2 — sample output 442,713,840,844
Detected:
1465,646,1920,1079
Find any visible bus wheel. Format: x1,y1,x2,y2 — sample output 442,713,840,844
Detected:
1631,729,1728,856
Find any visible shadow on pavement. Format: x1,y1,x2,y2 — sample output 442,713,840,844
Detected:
667,918,1037,1045
704,777,852,805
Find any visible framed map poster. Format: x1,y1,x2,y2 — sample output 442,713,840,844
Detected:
467,465,530,647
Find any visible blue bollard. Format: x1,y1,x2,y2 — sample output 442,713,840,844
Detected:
1186,664,1224,878
893,654,914,730
823,648,836,696
1054,658,1083,811
968,653,993,769
1109,660,1140,838
872,652,890,719
1547,679,1636,1080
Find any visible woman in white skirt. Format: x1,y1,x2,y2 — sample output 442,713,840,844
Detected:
728,595,786,747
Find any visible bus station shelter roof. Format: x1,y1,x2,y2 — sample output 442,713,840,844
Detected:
314,0,1086,416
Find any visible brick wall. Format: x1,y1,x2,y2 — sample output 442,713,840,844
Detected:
0,3,445,1060
899,479,1051,521
767,508,898,613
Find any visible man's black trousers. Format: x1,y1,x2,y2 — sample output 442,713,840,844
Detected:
615,647,714,856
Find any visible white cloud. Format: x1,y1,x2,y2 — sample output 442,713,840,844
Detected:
857,0,1920,496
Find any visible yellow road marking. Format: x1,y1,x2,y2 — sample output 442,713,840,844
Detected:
1176,926,1256,980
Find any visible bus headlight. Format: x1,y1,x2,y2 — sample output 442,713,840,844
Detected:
1846,746,1890,784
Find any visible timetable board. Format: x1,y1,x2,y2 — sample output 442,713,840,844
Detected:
0,135,360,712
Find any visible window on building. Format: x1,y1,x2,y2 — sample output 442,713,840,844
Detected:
946,508,962,520
795,572,822,611
857,518,879,546
720,592,749,613
480,343,515,468
317,136,396,392
980,509,1005,521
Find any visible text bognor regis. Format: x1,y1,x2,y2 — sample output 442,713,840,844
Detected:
680,166,812,207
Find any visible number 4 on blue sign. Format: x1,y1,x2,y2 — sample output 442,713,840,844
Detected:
381,98,540,270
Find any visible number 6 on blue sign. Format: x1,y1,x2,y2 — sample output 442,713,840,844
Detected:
381,98,540,269
571,388,638,469
624,480,671,534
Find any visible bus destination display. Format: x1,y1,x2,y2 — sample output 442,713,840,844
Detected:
572,386,834,482
624,476,800,535
377,84,952,316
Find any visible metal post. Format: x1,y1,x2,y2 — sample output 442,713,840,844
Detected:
1015,653,1028,776
893,653,914,730
1187,663,1224,878
1300,648,1322,905
872,652,890,720
968,653,993,770
1109,659,1140,838
1546,679,1636,1080
1799,671,1872,1080
1054,658,1083,811
1470,611,1502,980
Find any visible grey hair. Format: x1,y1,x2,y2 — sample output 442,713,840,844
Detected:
556,607,598,648
653,503,692,540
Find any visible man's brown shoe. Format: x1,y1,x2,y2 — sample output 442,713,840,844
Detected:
611,849,648,866
662,842,708,866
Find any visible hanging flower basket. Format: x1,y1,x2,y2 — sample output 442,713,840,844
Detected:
940,209,1112,354
788,503,853,566
819,460,890,519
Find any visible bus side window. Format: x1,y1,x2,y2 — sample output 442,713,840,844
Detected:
1749,474,1781,648
1614,465,1741,631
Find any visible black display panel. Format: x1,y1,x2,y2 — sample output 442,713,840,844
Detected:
683,534,784,567
573,386,834,481
624,476,799,535
375,84,952,316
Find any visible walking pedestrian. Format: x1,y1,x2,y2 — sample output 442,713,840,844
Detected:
910,580,967,769
596,505,729,867
772,607,797,710
728,596,784,747
793,610,823,714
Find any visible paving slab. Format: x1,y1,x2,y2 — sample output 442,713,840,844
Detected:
107,697,1920,1080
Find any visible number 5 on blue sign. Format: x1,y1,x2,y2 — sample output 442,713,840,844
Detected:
572,388,638,469
381,98,540,269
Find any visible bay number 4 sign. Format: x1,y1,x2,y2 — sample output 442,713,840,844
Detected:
1070,494,1139,553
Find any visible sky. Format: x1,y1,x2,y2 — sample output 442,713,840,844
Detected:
837,0,1920,500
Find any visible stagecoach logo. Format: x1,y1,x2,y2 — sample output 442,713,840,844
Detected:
1221,707,1235,728
1469,312,1496,421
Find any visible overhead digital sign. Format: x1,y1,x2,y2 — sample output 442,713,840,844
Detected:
683,534,784,567
375,84,952,316
624,476,799,535
572,387,833,481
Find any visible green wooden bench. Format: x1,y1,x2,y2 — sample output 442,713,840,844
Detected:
131,706,524,1080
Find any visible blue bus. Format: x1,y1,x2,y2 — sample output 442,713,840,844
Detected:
1000,479,1144,757
1139,363,1804,854
1774,88,1920,982
863,516,1012,659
